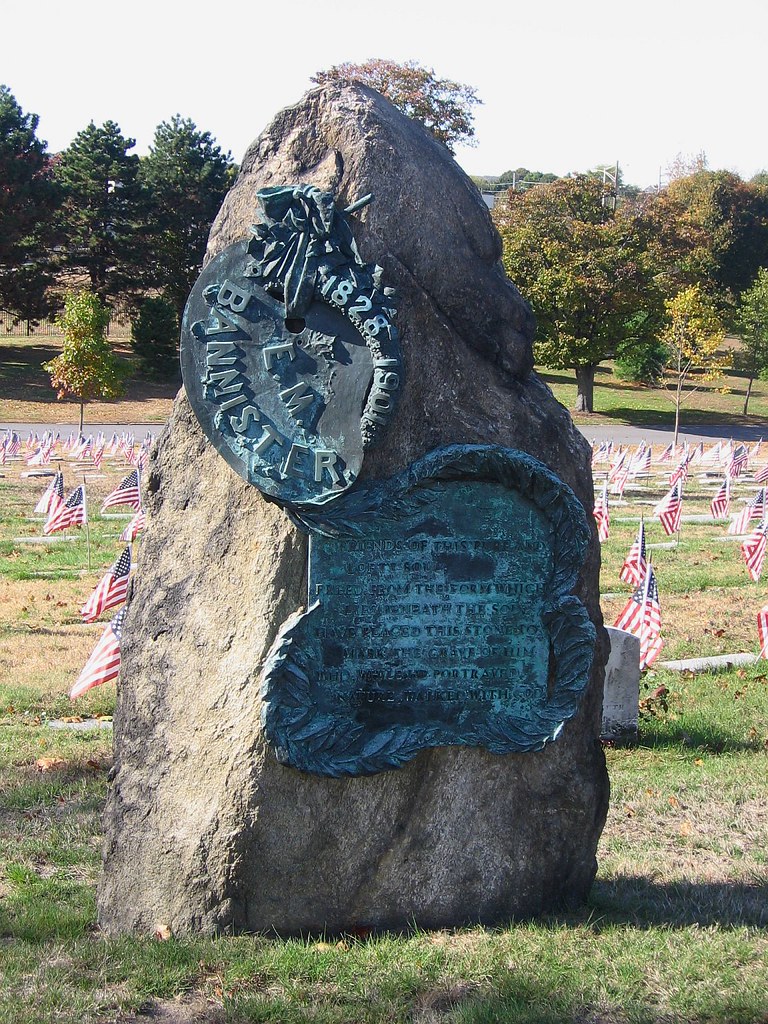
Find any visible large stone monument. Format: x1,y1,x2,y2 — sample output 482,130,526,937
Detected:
98,83,609,936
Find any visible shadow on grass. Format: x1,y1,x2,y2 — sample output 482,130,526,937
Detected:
589,875,768,929
0,341,180,407
635,725,762,754
588,406,768,432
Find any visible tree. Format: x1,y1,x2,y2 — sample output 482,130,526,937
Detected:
493,175,673,412
54,121,143,301
43,290,126,432
311,59,480,152
130,296,179,378
735,268,768,415
658,285,729,449
0,85,59,320
665,170,768,310
139,115,235,319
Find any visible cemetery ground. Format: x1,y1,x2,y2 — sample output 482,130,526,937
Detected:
0,456,766,1024
4,327,768,431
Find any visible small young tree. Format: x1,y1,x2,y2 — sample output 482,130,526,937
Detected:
735,268,768,415
658,285,729,449
131,296,179,378
44,290,126,432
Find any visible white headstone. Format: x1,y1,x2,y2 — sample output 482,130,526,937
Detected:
602,626,640,741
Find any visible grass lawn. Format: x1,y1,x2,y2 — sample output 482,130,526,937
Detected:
541,362,768,428
5,325,768,436
0,452,767,1022
0,331,178,426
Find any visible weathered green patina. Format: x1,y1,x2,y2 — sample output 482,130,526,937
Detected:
180,186,402,506
261,445,595,776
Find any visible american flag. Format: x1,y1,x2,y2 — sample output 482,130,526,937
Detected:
610,453,631,496
628,442,651,478
43,484,86,535
701,440,722,466
607,447,625,481
751,438,763,462
758,605,768,658
658,443,674,463
727,443,749,479
6,432,20,457
741,522,768,582
69,608,125,699
710,477,730,520
120,509,146,542
669,457,690,488
81,546,131,622
689,441,704,465
76,436,93,460
26,442,52,466
613,564,663,669
93,445,104,470
620,518,647,586
34,471,65,517
101,470,141,511
591,441,611,466
728,488,766,535
654,481,682,535
593,480,609,541
754,462,768,484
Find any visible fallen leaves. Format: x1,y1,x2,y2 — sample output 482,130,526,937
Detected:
35,756,67,772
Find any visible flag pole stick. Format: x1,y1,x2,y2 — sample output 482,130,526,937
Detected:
82,474,91,571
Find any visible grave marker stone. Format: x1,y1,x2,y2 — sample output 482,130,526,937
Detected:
99,82,609,937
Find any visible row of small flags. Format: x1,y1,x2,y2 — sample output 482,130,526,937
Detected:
592,437,761,476
35,469,145,541
1,430,153,470
29,465,149,698
593,438,768,670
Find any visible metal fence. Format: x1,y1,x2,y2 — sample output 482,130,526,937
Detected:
0,307,133,338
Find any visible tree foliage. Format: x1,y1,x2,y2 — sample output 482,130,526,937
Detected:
130,295,179,378
139,115,235,318
43,290,126,430
658,285,729,447
493,175,676,411
665,170,768,308
54,121,143,301
0,85,59,320
735,268,768,415
311,59,480,152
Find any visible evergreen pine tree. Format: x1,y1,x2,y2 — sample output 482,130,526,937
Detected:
55,121,143,301
140,115,235,318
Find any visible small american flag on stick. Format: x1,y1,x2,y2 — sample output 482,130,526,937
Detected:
70,608,125,699
653,481,682,536
620,518,647,587
710,478,730,520
728,488,766,535
758,605,768,658
34,471,65,517
81,546,131,622
101,470,141,512
593,480,609,542
120,509,146,542
741,521,768,582
613,563,663,669
43,484,86,535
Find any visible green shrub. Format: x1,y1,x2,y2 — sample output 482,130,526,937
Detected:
130,296,179,378
614,338,668,385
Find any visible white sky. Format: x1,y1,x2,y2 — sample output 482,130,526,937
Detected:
3,0,767,189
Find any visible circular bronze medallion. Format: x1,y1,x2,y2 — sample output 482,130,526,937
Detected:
181,240,385,505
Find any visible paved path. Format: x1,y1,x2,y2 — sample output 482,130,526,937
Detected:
576,422,767,445
3,420,767,447
1,422,159,442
